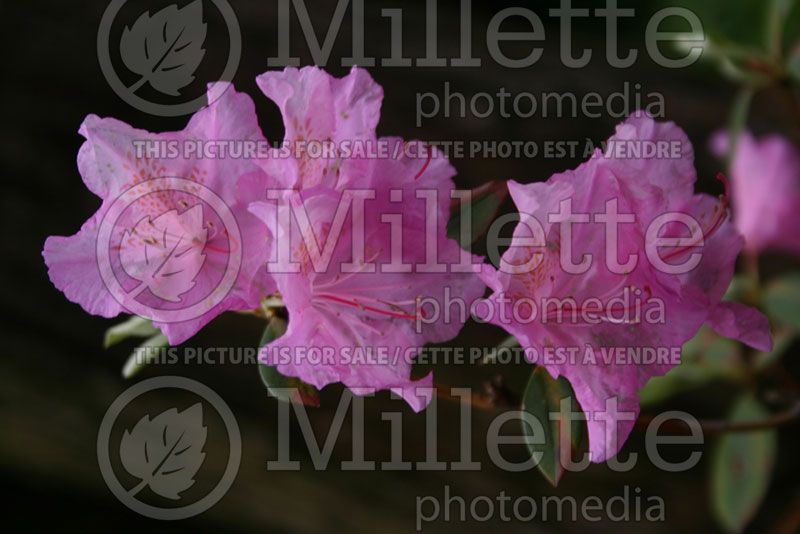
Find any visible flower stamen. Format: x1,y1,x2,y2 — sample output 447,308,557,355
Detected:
661,172,730,262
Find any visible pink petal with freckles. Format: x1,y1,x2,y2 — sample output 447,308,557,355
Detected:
257,66,382,146
256,66,383,189
78,115,151,199
45,83,280,345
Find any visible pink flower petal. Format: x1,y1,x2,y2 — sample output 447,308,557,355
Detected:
708,301,773,352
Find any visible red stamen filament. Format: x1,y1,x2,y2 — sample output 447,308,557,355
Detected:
661,173,730,262
543,286,652,323
316,293,419,321
413,144,433,180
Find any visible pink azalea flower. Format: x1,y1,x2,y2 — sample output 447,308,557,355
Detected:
711,131,800,255
251,67,485,411
479,113,772,462
43,83,281,345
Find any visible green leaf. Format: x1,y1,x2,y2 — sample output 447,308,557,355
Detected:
104,315,159,348
639,327,744,407
521,367,587,486
763,273,800,329
447,180,507,249
257,317,320,407
766,0,795,57
258,315,288,347
121,333,169,379
711,395,777,533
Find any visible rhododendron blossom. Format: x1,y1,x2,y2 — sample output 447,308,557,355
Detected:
43,83,280,345
479,113,772,462
250,68,484,410
711,131,800,255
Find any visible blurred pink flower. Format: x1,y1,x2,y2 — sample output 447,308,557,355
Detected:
43,83,281,345
711,131,800,255
479,113,772,462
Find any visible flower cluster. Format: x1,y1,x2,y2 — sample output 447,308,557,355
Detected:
44,67,773,462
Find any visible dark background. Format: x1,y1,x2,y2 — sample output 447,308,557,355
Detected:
2,0,798,532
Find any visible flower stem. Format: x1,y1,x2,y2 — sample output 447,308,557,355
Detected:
634,398,800,435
